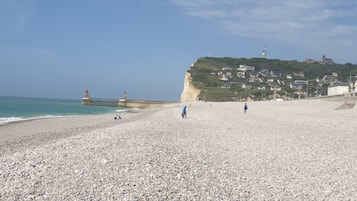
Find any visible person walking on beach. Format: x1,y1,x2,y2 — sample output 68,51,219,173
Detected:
182,106,187,118
114,114,121,120
244,103,248,114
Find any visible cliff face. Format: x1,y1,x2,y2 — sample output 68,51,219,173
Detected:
180,72,201,102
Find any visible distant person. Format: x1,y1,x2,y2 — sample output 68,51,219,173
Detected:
182,106,187,118
244,103,248,114
114,114,121,120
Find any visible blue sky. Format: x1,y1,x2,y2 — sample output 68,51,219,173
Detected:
1,0,356,101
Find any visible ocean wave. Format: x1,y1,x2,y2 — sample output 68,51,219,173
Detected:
0,115,63,125
115,108,130,113
0,117,25,124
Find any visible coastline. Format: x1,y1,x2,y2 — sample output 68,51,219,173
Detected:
1,99,356,200
0,108,148,156
0,96,125,125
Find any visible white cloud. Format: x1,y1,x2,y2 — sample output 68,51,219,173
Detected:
168,0,214,9
187,9,226,18
167,0,357,63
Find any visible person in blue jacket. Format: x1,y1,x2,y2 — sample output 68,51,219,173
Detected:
244,103,248,114
182,106,187,118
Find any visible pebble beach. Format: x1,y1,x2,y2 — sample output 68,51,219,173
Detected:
1,99,356,200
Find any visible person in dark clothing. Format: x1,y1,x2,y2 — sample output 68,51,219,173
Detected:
182,106,187,118
244,103,248,114
114,114,121,120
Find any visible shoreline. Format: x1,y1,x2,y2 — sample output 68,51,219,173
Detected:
1,99,356,200
0,109,128,126
0,108,152,156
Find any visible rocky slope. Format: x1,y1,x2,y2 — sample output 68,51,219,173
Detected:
180,72,200,102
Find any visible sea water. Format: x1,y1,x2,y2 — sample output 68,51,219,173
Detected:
0,96,124,125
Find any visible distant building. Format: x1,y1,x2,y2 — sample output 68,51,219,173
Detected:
290,80,308,89
322,75,335,82
293,71,305,78
262,46,267,58
237,64,255,72
226,72,232,78
220,82,232,88
259,70,270,77
321,54,334,65
305,58,317,64
258,86,266,90
270,70,282,78
295,80,308,85
237,72,246,78
270,85,281,91
220,74,229,81
328,86,348,96
249,71,259,78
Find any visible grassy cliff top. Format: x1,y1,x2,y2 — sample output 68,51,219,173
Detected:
187,57,357,101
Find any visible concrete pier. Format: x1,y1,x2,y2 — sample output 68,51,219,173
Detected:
82,89,178,108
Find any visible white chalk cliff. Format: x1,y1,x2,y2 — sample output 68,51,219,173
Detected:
180,72,201,102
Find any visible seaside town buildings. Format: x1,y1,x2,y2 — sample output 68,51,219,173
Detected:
305,54,335,65
204,54,355,100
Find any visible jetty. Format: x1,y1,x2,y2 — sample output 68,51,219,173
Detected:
81,89,178,108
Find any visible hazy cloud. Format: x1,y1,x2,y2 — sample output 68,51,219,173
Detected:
168,0,357,62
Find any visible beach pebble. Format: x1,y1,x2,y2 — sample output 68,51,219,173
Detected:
0,100,357,200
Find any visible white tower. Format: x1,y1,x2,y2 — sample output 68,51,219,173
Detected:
262,46,267,58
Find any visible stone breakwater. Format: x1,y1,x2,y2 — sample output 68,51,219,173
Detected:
0,100,356,200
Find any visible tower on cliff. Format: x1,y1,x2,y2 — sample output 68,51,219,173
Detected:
262,46,267,59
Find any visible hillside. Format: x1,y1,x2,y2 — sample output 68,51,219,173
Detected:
184,57,357,102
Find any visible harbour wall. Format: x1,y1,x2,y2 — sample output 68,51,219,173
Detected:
81,89,179,109
118,99,178,108
82,98,178,108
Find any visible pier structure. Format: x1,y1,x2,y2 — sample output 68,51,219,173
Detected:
81,89,91,104
81,89,118,106
82,89,178,108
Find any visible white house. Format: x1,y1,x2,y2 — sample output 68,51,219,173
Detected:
328,86,349,96
237,64,255,72
237,72,245,78
220,75,229,81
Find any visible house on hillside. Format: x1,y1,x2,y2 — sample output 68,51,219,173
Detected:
258,86,266,90
291,80,308,89
237,64,255,72
293,72,305,78
322,75,335,82
328,85,348,96
249,77,261,83
249,71,259,78
321,54,334,65
258,69,269,77
241,83,253,90
270,70,282,78
270,85,281,91
220,82,232,88
226,72,232,78
220,74,229,81
237,72,246,78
